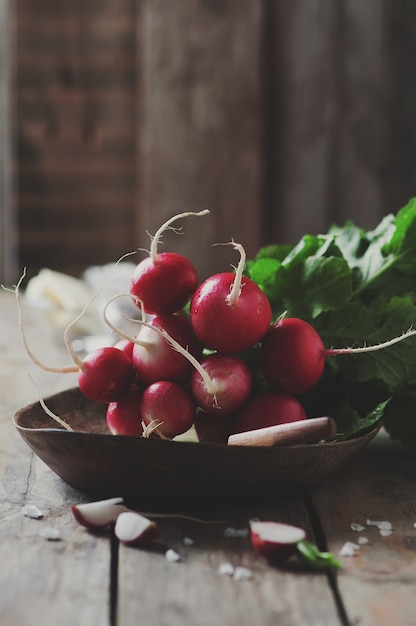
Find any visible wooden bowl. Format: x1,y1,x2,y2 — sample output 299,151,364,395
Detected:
14,387,380,505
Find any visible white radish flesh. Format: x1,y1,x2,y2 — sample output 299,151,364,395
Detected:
72,497,129,529
114,511,159,545
250,520,306,564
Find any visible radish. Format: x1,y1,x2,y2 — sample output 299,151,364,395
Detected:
106,387,144,436
190,353,253,415
77,347,134,404
114,511,159,545
72,497,130,529
104,300,251,415
231,391,306,435
189,241,272,353
261,316,416,395
141,381,196,439
130,209,209,315
250,520,306,565
131,314,203,385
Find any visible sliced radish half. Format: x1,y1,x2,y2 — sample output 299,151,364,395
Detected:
114,511,159,545
72,497,129,529
250,520,306,564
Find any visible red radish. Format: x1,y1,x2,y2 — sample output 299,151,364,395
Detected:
250,520,306,564
72,497,129,529
190,241,272,353
194,410,236,444
261,316,416,395
106,388,144,436
132,314,203,385
190,353,253,415
231,391,306,435
126,317,254,415
114,511,159,545
141,380,196,439
130,209,209,315
77,347,134,404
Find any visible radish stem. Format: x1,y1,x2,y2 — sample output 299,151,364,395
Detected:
28,374,73,431
325,327,416,356
225,241,246,306
11,269,78,374
149,209,210,262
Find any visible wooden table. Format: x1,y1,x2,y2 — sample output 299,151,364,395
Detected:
1,290,416,626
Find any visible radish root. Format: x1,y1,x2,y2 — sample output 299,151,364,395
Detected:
149,209,210,262
325,327,416,356
28,374,73,431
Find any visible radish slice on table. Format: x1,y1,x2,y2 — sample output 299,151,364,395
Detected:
250,521,306,564
114,511,159,545
72,497,129,529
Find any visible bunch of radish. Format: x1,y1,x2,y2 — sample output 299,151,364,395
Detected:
19,209,416,444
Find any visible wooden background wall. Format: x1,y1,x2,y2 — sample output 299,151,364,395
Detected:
2,0,416,283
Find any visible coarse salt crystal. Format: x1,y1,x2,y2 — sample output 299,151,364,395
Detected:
379,529,393,537
165,549,181,562
366,519,392,531
339,541,361,557
233,566,253,582
218,562,235,576
39,527,61,541
183,537,194,546
358,536,369,545
22,504,44,519
351,523,365,532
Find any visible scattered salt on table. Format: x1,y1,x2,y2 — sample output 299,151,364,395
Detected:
218,562,235,576
39,527,61,541
165,549,181,562
232,566,253,582
22,504,44,519
339,541,361,557
351,523,365,532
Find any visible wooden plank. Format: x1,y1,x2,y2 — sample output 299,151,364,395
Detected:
117,498,342,626
136,0,264,281
268,0,394,246
15,0,138,279
0,0,17,284
0,292,111,626
310,430,416,626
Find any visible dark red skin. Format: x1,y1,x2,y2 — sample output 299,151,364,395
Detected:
141,380,196,439
190,353,253,415
132,314,203,385
190,273,272,353
261,317,326,394
130,252,199,315
231,390,307,435
194,410,236,444
106,388,144,436
78,347,134,404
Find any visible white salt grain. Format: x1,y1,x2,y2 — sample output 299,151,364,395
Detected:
358,536,369,545
183,537,194,546
379,529,393,537
22,504,44,519
351,523,365,532
366,519,392,531
233,566,253,582
165,549,181,563
39,527,61,541
218,562,235,576
339,541,361,557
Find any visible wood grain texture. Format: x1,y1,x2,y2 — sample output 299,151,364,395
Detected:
0,292,109,626
136,0,263,281
117,498,341,626
310,431,416,626
0,1,17,284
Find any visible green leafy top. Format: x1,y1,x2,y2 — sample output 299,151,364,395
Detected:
245,198,416,445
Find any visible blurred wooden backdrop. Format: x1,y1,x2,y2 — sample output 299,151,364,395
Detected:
1,0,416,283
